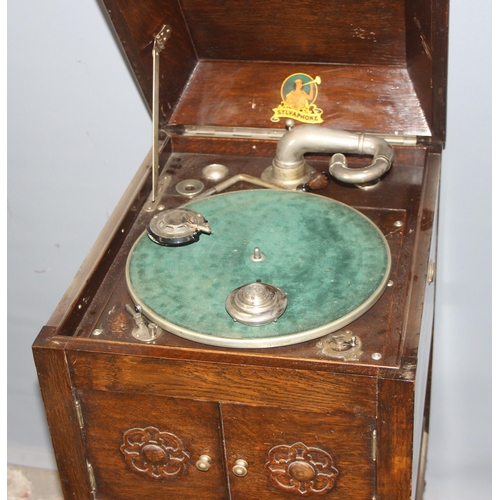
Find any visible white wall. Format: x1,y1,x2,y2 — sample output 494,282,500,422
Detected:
7,0,151,467
424,2,492,498
7,1,491,498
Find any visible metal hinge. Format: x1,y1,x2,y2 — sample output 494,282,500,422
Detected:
87,461,97,497
75,399,97,498
75,399,84,429
372,429,377,461
371,429,378,500
163,124,418,146
427,259,436,284
179,124,286,140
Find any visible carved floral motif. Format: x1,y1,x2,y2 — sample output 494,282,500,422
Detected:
265,442,339,496
120,426,189,479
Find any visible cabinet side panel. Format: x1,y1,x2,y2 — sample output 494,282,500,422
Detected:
32,339,91,500
405,0,449,142
376,378,415,499
412,173,439,498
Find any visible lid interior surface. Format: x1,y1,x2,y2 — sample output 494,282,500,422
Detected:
102,0,447,140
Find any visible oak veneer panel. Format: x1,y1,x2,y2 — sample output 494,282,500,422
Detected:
68,352,377,416
222,403,375,499
77,389,228,499
169,61,431,136
179,0,406,65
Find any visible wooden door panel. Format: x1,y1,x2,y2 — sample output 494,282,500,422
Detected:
221,403,375,499
76,390,228,499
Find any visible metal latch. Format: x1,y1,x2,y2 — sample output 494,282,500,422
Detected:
125,304,162,342
316,331,363,361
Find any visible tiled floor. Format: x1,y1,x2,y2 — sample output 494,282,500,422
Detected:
7,465,63,500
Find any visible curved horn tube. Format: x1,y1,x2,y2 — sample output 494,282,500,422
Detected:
268,125,394,187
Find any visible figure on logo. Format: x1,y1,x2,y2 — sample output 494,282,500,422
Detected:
285,79,315,110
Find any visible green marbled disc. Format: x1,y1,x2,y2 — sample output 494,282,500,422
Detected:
126,190,390,348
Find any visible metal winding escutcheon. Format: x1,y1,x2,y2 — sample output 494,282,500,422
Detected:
317,331,363,361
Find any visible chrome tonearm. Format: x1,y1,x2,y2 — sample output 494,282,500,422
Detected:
262,124,395,189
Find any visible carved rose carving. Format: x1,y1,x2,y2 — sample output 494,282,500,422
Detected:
265,442,339,495
120,426,189,479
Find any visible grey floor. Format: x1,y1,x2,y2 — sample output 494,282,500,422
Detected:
7,465,63,500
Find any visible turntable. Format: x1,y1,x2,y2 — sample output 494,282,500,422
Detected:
127,188,391,347
33,1,448,499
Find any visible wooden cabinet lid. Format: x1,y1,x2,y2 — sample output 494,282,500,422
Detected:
101,0,448,142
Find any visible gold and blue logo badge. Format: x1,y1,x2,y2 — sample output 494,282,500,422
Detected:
271,73,324,123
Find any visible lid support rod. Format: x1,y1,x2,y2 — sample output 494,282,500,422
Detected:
151,25,171,202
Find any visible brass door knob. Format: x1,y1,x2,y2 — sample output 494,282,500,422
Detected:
196,454,212,472
232,459,248,477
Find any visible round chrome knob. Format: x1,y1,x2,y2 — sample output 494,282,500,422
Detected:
232,459,248,477
226,282,287,326
196,454,212,472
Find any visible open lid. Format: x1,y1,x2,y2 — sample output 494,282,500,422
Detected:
101,0,448,143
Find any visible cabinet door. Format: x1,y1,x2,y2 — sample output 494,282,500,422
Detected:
77,389,228,500
221,403,375,499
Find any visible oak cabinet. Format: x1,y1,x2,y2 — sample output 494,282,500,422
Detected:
33,0,447,498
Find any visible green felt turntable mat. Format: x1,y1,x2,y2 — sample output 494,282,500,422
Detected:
126,190,390,348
